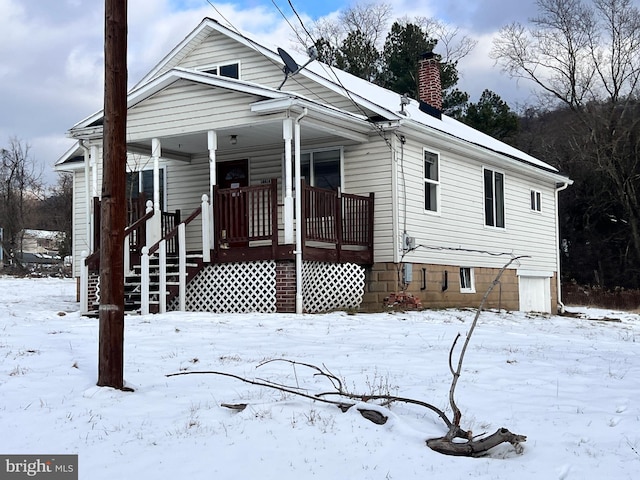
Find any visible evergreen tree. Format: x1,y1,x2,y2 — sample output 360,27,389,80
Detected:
380,21,468,115
336,30,380,82
380,22,435,98
463,89,518,140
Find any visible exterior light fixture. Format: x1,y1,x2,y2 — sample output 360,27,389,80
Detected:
230,135,237,145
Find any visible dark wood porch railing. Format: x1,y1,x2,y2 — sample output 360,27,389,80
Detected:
87,179,374,272
302,181,374,264
214,179,278,246
213,179,373,264
161,209,181,255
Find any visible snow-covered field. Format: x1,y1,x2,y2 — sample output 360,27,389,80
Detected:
1,276,639,479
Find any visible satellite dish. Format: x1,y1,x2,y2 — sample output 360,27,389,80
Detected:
278,47,299,75
277,46,317,90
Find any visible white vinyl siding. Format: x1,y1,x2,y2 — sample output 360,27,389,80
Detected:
394,133,559,273
127,81,265,141
176,32,375,117
71,170,89,278
343,139,394,263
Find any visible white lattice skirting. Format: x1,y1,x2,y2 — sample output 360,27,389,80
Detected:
170,260,365,313
303,261,365,313
174,261,277,313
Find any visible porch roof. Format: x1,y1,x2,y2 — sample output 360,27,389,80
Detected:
58,68,378,166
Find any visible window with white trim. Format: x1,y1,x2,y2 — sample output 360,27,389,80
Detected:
424,150,440,212
530,190,542,212
200,62,240,79
126,168,166,209
300,148,342,191
484,168,505,228
459,267,475,293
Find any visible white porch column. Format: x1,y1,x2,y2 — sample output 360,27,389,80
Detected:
283,118,294,244
147,138,162,245
207,130,217,250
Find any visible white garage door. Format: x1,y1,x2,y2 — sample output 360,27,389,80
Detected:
518,275,551,313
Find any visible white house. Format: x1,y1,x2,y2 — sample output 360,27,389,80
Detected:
55,17,571,315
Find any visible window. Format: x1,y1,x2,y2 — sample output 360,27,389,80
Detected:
484,168,505,228
127,169,165,205
530,190,542,212
424,150,440,212
200,62,240,79
300,148,342,190
459,267,475,293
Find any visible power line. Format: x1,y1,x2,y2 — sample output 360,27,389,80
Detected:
277,1,394,150
271,0,306,45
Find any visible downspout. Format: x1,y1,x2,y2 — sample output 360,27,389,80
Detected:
555,181,570,313
79,140,91,251
294,107,308,314
391,135,400,264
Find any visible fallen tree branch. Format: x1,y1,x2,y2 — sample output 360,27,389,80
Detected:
166,370,352,411
427,428,527,457
168,257,531,458
447,256,529,439
256,358,467,437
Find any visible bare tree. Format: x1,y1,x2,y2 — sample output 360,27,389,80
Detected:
412,16,477,66
492,0,640,286
0,137,43,267
295,2,393,53
339,1,393,49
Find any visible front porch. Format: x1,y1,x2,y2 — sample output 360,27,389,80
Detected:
81,180,374,314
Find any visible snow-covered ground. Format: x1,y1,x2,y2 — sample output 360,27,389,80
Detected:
1,276,639,479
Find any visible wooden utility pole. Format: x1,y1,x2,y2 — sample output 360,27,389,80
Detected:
98,0,128,389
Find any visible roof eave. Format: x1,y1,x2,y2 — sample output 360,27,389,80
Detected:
398,119,571,183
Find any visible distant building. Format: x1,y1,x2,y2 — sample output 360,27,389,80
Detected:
17,229,65,271
21,229,63,256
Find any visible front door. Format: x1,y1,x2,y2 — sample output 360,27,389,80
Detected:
217,160,249,247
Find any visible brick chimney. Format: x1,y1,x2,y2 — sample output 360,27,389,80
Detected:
418,52,442,112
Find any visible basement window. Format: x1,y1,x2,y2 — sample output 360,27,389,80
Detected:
459,267,475,293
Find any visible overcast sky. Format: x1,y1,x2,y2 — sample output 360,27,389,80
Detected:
0,0,543,186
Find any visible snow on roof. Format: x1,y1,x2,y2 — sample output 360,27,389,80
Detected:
63,17,563,177
301,61,560,173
